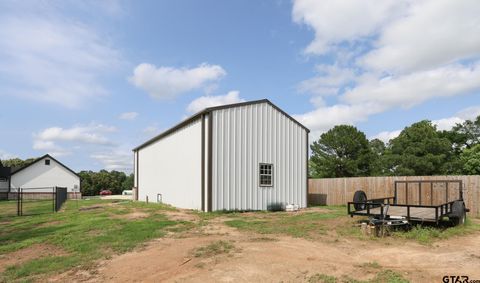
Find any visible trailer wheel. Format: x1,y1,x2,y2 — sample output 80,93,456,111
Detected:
451,201,466,226
353,190,367,211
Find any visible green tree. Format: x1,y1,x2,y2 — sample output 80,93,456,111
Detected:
1,157,36,168
122,174,134,191
369,138,387,176
460,144,480,175
386,120,453,175
440,116,480,170
78,170,133,196
451,115,480,149
310,125,372,178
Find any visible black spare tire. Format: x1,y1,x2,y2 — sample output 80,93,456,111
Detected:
353,190,368,211
451,200,466,226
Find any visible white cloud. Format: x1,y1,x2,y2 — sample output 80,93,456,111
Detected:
342,63,480,110
432,105,480,131
292,0,480,136
361,0,480,73
292,0,403,55
33,123,116,157
298,64,356,96
119,112,139,120
32,140,70,157
371,130,402,144
433,117,465,131
457,106,480,120
91,151,132,172
129,63,226,99
294,102,383,138
186,91,244,114
35,124,116,146
0,9,120,108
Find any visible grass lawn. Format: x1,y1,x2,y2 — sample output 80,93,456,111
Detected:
223,205,480,244
224,206,346,238
0,199,190,282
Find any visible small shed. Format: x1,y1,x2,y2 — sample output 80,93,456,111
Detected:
133,99,309,211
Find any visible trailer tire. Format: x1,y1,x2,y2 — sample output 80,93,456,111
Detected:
353,190,368,211
451,201,466,226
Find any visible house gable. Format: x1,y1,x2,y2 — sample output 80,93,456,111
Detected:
10,154,80,191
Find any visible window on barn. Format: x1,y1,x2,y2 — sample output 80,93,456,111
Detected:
259,163,273,187
45,159,50,165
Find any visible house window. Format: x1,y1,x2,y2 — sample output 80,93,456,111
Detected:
259,163,273,187
45,159,50,165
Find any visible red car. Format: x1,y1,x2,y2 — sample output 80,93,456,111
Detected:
99,189,112,196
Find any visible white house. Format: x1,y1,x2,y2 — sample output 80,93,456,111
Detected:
0,154,81,200
133,99,309,212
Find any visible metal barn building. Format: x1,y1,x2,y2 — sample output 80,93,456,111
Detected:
133,99,309,212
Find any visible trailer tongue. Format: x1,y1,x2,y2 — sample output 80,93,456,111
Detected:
347,180,468,227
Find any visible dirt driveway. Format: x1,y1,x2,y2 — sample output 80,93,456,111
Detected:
52,208,480,283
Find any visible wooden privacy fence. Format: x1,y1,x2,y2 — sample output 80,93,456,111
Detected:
308,175,480,217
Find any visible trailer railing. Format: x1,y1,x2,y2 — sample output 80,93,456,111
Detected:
347,199,457,223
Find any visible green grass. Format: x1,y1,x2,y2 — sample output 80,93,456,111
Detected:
307,273,337,283
193,240,235,258
307,269,408,283
224,206,346,239
222,204,480,244
0,199,189,281
392,218,480,244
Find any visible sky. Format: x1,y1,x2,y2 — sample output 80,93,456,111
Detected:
0,0,479,173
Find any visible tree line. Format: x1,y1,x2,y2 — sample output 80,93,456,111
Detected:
309,115,480,178
78,170,133,196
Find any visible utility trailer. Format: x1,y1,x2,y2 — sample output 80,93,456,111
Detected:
347,180,469,226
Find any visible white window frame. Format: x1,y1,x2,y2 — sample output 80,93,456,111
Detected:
259,163,273,187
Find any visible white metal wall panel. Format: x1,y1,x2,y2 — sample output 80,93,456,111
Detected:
133,151,136,187
137,118,202,210
211,102,307,211
203,116,209,211
10,157,80,192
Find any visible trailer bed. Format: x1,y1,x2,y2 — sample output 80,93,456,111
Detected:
353,205,437,221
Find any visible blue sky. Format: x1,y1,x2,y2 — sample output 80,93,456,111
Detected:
1,0,479,172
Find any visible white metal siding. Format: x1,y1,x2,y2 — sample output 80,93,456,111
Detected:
211,103,307,211
203,115,209,210
134,151,138,188
137,119,202,210
10,157,80,192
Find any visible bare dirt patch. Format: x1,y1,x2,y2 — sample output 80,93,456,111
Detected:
163,210,199,222
117,211,150,220
0,244,67,273
79,201,124,212
79,205,104,211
